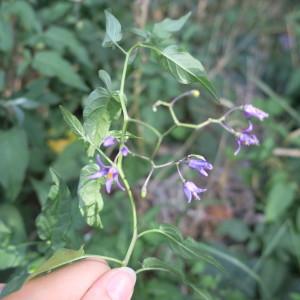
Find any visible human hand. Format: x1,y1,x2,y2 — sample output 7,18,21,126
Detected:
0,259,136,300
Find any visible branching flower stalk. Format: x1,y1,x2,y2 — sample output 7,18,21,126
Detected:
86,39,269,267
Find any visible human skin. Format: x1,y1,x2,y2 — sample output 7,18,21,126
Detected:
0,259,136,300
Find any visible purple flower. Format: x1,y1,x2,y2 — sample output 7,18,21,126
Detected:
234,122,259,155
88,155,109,179
89,155,125,193
183,181,207,203
243,104,269,121
188,158,213,176
120,145,129,156
103,136,117,147
105,167,125,193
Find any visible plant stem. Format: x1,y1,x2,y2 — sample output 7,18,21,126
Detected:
83,255,123,265
119,167,138,266
117,43,142,266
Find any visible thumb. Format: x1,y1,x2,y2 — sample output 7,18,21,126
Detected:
82,267,136,300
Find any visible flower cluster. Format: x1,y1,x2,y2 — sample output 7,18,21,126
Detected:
180,157,213,203
89,135,129,194
88,105,268,204
234,104,269,155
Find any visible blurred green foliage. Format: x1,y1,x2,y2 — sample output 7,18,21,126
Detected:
0,0,300,299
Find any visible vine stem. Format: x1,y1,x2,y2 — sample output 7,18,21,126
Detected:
82,255,123,265
117,43,141,266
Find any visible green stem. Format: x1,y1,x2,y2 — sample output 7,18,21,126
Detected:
128,118,161,138
136,267,169,275
119,167,138,266
83,255,123,265
116,43,142,266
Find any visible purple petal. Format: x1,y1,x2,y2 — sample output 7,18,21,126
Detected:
244,104,269,121
244,122,253,133
96,155,107,168
183,186,192,203
115,176,125,191
234,140,241,156
196,187,207,193
103,136,117,147
120,146,129,156
105,178,113,193
88,171,104,180
200,169,208,176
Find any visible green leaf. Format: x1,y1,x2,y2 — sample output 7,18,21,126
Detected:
39,2,72,24
0,69,4,91
78,164,104,228
147,224,222,269
51,141,85,182
141,257,184,278
36,169,83,249
153,45,218,100
32,51,88,90
59,106,85,138
5,1,40,32
153,12,191,39
44,26,92,67
0,246,25,270
0,269,29,298
0,204,26,243
102,10,122,47
266,182,296,222
140,257,212,300
190,241,265,291
98,69,112,91
28,247,85,280
217,219,251,242
83,88,117,155
0,15,13,52
0,128,29,201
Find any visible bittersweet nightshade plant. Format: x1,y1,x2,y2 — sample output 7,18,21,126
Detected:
57,9,270,297
0,10,269,299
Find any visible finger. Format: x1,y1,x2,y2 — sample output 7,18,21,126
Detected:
0,283,5,293
3,259,110,300
82,267,136,300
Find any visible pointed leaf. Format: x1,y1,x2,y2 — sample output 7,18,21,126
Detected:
153,45,218,100
102,10,122,47
44,25,92,67
158,224,221,269
78,164,104,228
36,169,83,249
0,15,13,52
188,240,265,290
60,106,85,138
28,247,85,280
0,269,28,298
32,51,88,90
153,12,191,39
83,87,121,155
140,257,212,300
83,89,111,155
0,128,29,201
98,69,112,90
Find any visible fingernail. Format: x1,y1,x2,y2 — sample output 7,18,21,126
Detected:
106,267,136,300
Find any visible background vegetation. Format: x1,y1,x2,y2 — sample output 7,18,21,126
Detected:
0,0,300,299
